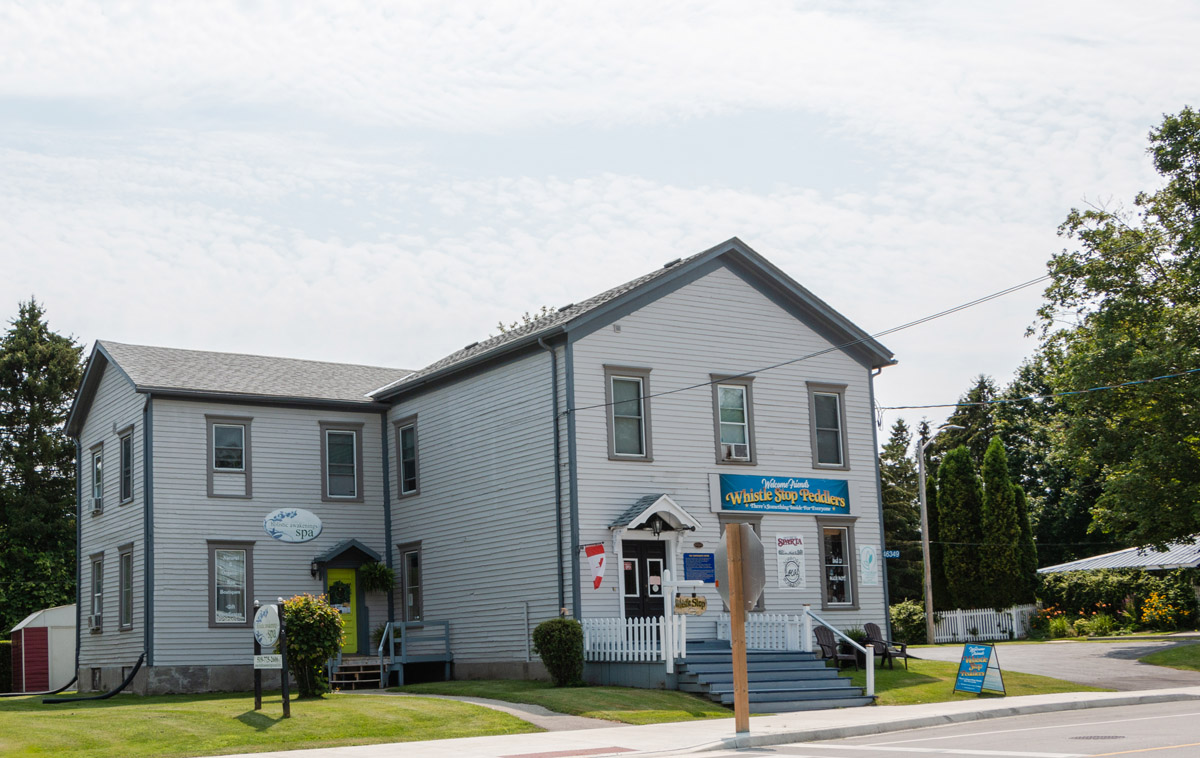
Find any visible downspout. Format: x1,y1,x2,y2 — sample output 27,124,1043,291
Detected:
74,436,82,687
538,337,566,612
565,339,581,620
143,394,154,666
869,368,892,638
381,413,395,623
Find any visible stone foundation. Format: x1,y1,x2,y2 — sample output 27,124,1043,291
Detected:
79,665,288,695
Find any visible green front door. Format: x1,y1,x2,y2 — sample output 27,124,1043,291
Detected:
326,568,358,654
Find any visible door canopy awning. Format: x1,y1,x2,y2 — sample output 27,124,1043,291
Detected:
608,494,702,534
311,538,382,567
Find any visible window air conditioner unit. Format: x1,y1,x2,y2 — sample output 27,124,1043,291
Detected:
92,497,103,514
88,614,102,630
724,443,750,461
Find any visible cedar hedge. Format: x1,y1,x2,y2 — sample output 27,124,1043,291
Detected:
531,617,583,687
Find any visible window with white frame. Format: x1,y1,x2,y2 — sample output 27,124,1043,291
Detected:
399,543,422,621
819,522,856,608
119,430,134,503
212,424,245,471
320,422,364,501
90,554,103,631
396,419,418,496
808,382,848,469
606,367,654,458
208,542,253,627
91,447,103,513
712,376,755,463
119,547,133,630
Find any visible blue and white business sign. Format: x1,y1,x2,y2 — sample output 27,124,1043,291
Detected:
263,508,323,543
719,474,849,515
953,644,1006,695
683,553,716,583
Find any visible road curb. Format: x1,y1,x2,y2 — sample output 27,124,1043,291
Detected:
683,690,1200,753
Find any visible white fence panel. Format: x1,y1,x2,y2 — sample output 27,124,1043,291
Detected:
933,604,1037,643
582,616,689,662
716,613,804,651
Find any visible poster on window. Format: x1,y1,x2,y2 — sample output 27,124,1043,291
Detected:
858,545,880,587
775,535,806,589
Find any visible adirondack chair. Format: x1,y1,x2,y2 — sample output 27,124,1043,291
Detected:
864,622,910,670
813,625,858,670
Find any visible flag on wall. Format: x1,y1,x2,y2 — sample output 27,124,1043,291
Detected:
585,544,606,589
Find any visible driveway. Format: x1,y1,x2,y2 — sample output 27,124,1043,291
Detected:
913,638,1200,690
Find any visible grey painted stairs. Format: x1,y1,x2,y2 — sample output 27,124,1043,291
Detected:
676,642,874,713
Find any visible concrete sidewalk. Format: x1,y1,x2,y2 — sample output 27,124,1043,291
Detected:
215,686,1200,758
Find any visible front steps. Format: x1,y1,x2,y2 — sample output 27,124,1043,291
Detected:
677,643,873,713
330,657,382,690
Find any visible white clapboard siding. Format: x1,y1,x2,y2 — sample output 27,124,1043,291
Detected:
571,264,887,633
386,349,564,663
78,360,148,670
151,399,389,666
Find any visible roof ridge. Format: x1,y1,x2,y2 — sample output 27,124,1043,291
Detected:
99,339,412,374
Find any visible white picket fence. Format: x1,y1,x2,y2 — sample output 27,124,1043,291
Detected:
581,615,688,664
933,604,1037,643
716,613,806,650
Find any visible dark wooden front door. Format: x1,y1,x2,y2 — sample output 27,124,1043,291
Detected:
622,540,666,618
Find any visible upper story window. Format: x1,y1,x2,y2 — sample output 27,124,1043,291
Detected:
396,417,419,497
91,447,104,514
213,424,246,471
807,382,848,469
711,375,756,464
208,541,254,628
119,428,134,503
604,366,653,461
320,422,364,502
206,415,253,499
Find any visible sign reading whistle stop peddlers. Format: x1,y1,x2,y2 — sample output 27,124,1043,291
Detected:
714,523,766,734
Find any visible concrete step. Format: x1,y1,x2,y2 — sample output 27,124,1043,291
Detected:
679,667,844,683
705,679,856,695
748,696,875,713
680,660,832,675
683,651,821,663
713,685,862,704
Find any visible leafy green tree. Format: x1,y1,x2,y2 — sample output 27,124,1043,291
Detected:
935,446,985,609
933,375,999,466
0,300,83,634
1039,106,1200,548
280,593,344,697
879,419,922,603
980,437,1024,608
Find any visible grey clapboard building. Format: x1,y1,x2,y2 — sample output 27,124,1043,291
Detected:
67,238,895,693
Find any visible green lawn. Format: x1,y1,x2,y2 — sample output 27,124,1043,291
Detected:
846,658,1109,705
393,680,731,724
1139,641,1200,671
0,690,538,758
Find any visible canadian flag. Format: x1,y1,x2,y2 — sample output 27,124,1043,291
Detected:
585,544,606,590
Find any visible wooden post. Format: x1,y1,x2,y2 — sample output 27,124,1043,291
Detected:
278,599,291,719
253,600,262,711
727,523,749,734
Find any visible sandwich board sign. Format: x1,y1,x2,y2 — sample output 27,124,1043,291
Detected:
953,643,1006,695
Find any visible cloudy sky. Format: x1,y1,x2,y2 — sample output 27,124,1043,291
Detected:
2,1,1197,439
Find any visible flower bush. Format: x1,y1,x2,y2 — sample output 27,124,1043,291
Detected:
1038,568,1198,632
1141,591,1182,630
280,593,345,698
889,600,927,644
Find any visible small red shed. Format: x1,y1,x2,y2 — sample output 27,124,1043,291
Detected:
9,604,76,693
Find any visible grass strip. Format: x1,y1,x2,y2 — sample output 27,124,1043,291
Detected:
0,690,537,758
1139,641,1200,671
394,680,731,724
846,657,1109,705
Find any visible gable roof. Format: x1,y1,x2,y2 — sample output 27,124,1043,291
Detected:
372,237,895,399
1038,537,1200,574
66,341,411,435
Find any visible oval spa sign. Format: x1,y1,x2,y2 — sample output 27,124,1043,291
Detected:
263,508,323,543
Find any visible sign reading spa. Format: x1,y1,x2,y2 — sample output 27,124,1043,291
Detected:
719,474,849,515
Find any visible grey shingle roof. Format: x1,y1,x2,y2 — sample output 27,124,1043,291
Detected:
99,340,411,404
1038,537,1200,573
609,494,667,528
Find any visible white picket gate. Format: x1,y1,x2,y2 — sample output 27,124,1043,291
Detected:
933,604,1037,643
581,616,687,664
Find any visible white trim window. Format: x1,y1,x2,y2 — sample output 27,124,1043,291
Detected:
622,557,640,598
91,449,104,513
813,392,844,466
717,385,750,457
402,547,422,621
325,430,357,498
90,555,104,631
214,549,247,624
119,550,133,629
611,377,646,457
212,424,246,471
822,526,852,605
119,432,134,503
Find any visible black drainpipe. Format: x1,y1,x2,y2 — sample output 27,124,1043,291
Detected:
538,337,566,612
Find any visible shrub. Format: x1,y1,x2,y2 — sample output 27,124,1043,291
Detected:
1038,568,1199,629
358,562,395,594
280,594,344,698
1089,613,1116,636
889,600,927,644
1073,617,1092,636
0,640,10,693
1141,591,1182,630
531,617,584,687
1048,616,1074,638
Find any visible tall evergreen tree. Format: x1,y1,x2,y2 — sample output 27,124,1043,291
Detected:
918,419,952,611
1014,486,1038,603
980,437,1023,609
935,445,985,609
879,419,922,603
0,300,83,634
933,375,998,466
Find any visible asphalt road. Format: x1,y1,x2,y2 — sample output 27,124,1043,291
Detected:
911,638,1200,690
702,700,1200,757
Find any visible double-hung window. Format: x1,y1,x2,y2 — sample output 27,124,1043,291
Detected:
119,428,134,503
807,383,848,469
91,447,104,513
89,554,104,632
320,422,364,502
711,375,755,463
396,417,419,496
213,425,245,470
604,366,653,460
817,517,857,609
208,541,254,627
207,415,253,498
118,546,133,630
399,543,422,621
